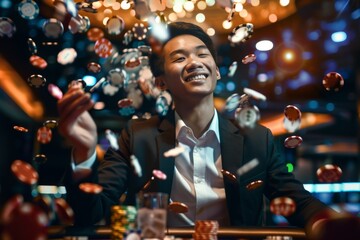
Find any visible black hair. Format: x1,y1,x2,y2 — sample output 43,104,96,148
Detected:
149,21,217,77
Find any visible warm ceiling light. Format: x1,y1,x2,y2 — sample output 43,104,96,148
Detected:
120,1,131,10
173,4,183,13
206,0,216,7
177,10,187,18
197,1,207,10
269,13,278,23
250,0,260,7
195,13,205,23
112,1,121,10
207,27,215,36
235,3,243,12
104,8,113,16
92,1,102,9
183,1,195,12
256,40,274,51
168,12,178,22
239,9,248,18
222,20,232,29
280,0,291,7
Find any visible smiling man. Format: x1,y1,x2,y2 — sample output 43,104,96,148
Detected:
57,22,348,237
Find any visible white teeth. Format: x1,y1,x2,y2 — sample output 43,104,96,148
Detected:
187,74,206,82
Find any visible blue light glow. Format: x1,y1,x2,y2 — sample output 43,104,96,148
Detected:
307,30,321,41
351,8,360,19
331,31,347,42
308,100,318,109
256,51,269,63
226,81,236,91
83,75,97,86
215,81,225,94
326,102,335,111
0,0,12,8
303,182,360,193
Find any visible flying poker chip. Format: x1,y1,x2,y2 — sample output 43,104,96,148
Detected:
18,0,39,20
152,169,167,180
228,23,253,44
195,220,219,233
122,30,134,45
163,146,185,158
103,82,120,96
43,120,58,129
48,83,63,100
270,197,296,217
79,182,103,194
155,93,171,116
118,98,133,108
132,23,148,40
246,180,263,190
227,61,238,77
36,126,52,144
57,48,77,65
89,77,106,93
106,15,125,35
237,158,259,176
54,198,74,225
107,68,126,87
87,62,101,73
138,45,152,55
322,72,344,91
242,53,256,64
224,93,240,112
76,2,98,13
13,125,29,132
94,38,113,58
118,106,135,116
234,105,260,129
127,88,143,109
33,154,47,164
221,169,237,183
27,74,46,88
11,159,39,185
42,18,64,38
87,27,104,41
29,55,48,69
27,38,37,55
284,135,303,148
0,195,24,223
168,202,189,214
283,117,301,133
316,164,342,183
243,87,267,101
78,15,91,33
0,17,16,38
105,129,119,150
130,155,142,177
284,105,301,121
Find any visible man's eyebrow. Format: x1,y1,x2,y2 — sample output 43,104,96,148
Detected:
168,45,209,57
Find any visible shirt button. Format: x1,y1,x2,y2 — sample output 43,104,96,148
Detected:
193,147,198,153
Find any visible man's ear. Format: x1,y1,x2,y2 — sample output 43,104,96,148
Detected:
155,76,167,90
216,67,221,80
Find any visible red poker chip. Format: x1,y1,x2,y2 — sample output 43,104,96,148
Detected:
270,197,296,217
316,164,342,183
284,135,303,148
195,220,219,234
48,83,63,100
87,62,101,73
241,53,256,64
36,126,52,144
54,198,74,225
87,27,104,41
284,105,301,121
152,169,167,180
322,72,344,91
11,159,38,185
29,55,48,69
118,98,133,108
79,182,103,194
94,38,113,58
13,125,29,132
221,169,237,183
246,180,263,190
0,195,24,223
168,202,189,213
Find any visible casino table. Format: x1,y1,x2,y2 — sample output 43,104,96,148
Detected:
47,225,307,239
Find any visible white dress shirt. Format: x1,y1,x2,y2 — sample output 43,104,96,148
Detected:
168,110,230,227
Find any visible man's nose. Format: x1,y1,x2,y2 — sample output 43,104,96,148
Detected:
186,58,203,72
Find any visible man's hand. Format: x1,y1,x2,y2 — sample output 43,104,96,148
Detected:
57,82,97,164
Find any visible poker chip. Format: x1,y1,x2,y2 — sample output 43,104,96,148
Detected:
118,106,135,116
107,68,127,87
33,154,48,164
87,62,102,73
168,202,189,213
29,55,48,69
242,53,256,64
132,23,148,40
0,195,24,223
106,15,125,35
155,92,172,116
283,117,301,133
224,93,240,112
130,155,142,177
27,74,46,87
152,169,167,180
243,87,267,101
54,198,74,225
284,105,301,121
78,15,91,33
284,135,303,148
57,48,77,65
94,38,113,58
221,169,237,183
87,27,104,41
42,18,64,38
236,158,259,176
228,23,253,44
270,197,296,217
68,79,87,89
246,180,263,190
138,45,152,55
11,159,38,185
13,125,29,132
64,0,78,17
33,195,54,220
79,182,103,194
0,17,16,38
127,88,143,109
227,61,237,77
316,164,342,183
194,220,219,234
18,0,39,20
48,83,63,100
36,126,52,144
27,38,37,55
322,72,344,91
89,77,106,93
234,105,260,129
118,98,133,108
43,120,58,129
163,146,185,158
122,30,134,45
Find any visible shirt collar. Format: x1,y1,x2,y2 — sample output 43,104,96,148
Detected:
175,109,220,142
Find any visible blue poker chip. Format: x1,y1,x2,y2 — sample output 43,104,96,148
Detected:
27,38,37,55
0,17,16,38
18,0,39,20
118,106,135,117
42,18,64,38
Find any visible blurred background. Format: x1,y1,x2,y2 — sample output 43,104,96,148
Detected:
0,0,359,225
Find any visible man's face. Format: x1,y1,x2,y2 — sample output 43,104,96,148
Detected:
159,34,219,102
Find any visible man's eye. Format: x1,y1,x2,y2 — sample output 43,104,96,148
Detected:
173,57,185,62
199,53,209,57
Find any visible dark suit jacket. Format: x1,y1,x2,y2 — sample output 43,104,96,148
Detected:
65,111,329,228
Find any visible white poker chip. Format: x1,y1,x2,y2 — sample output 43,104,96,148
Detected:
27,38,37,55
57,48,77,65
284,135,303,148
107,68,127,87
228,23,253,44
122,30,133,45
155,91,172,116
243,87,267,101
0,17,16,38
106,15,125,35
27,74,46,88
225,93,240,112
234,105,260,129
18,0,39,20
283,117,301,133
227,61,237,77
78,15,90,33
42,18,64,38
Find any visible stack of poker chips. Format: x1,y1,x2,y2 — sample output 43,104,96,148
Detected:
110,205,137,240
193,220,219,240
